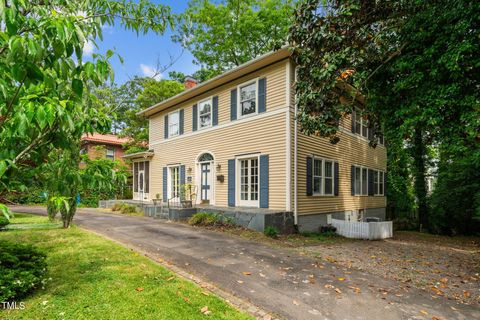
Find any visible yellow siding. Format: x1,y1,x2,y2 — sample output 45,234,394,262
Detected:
148,60,288,147
149,111,287,210
296,127,387,215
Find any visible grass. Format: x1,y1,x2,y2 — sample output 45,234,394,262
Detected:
6,212,62,230
0,213,252,320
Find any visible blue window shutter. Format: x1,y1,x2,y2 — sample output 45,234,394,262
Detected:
334,162,339,196
258,78,266,113
180,165,186,186
384,171,387,196
212,96,218,126
368,169,374,196
351,165,355,196
192,104,198,131
230,89,237,121
179,109,184,135
164,115,169,139
306,156,313,196
228,159,235,207
259,155,269,208
162,167,168,201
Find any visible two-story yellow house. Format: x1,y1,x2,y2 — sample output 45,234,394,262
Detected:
124,47,387,233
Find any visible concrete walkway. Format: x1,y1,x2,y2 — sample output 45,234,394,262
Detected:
11,206,479,320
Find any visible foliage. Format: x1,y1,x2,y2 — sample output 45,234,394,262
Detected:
264,226,278,238
39,152,128,227
0,0,173,228
430,153,480,235
290,0,480,234
0,0,172,193
0,203,11,220
319,224,336,235
46,196,70,222
0,241,47,302
174,0,294,72
111,203,139,215
168,68,219,83
188,212,232,227
0,216,9,230
93,77,184,153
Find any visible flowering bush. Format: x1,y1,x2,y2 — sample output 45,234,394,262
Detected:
0,241,47,301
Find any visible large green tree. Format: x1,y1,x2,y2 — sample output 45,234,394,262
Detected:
290,0,479,233
0,0,173,218
174,0,295,73
93,77,184,154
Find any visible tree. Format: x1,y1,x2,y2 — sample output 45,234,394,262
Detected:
174,0,294,72
289,0,479,233
43,152,128,228
93,77,184,154
0,0,173,225
168,69,218,83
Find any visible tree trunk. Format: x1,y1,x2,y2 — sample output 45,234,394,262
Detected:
411,128,429,231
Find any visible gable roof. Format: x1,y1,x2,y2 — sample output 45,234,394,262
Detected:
138,46,291,118
81,133,130,146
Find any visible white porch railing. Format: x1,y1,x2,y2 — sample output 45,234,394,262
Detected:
331,219,393,240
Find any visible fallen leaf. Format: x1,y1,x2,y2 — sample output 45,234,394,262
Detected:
242,272,252,276
292,300,300,306
335,288,342,294
201,291,209,296
135,287,144,292
420,310,428,315
200,306,211,315
338,277,346,281
167,277,175,281
237,280,244,284
463,291,471,298
324,284,335,289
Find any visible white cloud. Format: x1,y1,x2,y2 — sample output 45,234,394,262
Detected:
140,64,162,80
83,40,94,56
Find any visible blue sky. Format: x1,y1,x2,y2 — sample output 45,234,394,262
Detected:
84,1,197,84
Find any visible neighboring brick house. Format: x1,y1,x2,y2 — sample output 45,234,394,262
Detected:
80,133,130,168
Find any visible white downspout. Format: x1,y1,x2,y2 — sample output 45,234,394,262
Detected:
293,66,298,226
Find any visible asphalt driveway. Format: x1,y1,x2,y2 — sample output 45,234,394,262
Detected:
11,206,479,320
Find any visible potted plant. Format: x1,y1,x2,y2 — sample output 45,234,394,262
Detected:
153,193,162,206
180,184,194,208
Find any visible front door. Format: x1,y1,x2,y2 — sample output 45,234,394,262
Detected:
200,162,211,203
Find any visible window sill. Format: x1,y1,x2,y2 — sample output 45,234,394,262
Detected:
311,194,336,197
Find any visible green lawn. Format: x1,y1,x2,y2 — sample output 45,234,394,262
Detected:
1,213,252,320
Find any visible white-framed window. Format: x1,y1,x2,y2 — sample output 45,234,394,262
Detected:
354,108,384,144
313,157,334,196
169,110,180,137
237,156,259,207
168,166,180,199
198,98,212,129
106,147,115,160
355,108,369,138
353,165,368,196
238,80,257,118
374,170,385,196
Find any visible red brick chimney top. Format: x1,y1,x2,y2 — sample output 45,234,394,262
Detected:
184,76,197,89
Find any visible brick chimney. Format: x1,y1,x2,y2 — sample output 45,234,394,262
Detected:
184,76,197,89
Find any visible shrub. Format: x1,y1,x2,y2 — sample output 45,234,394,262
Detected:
264,226,279,238
189,212,234,227
0,241,48,302
120,204,138,214
0,216,9,230
319,224,337,235
111,203,123,211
